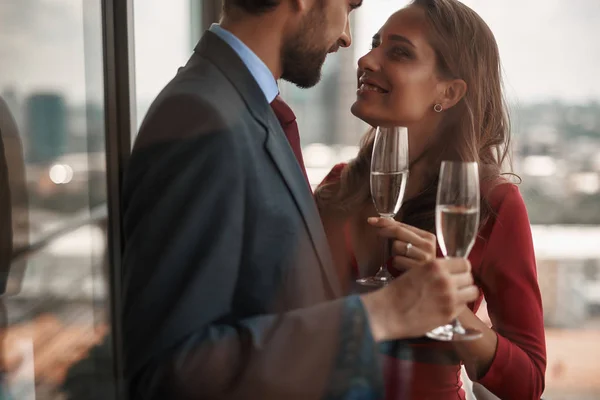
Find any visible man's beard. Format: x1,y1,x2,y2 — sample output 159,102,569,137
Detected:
280,4,334,89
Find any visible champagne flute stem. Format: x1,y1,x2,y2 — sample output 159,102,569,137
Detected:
375,237,390,279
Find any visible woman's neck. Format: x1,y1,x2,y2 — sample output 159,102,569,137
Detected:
405,155,434,201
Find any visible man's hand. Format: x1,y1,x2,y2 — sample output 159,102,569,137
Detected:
360,257,478,342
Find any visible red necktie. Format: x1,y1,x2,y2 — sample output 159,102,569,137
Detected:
270,95,310,185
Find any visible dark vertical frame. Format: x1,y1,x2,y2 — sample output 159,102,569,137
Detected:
101,0,136,397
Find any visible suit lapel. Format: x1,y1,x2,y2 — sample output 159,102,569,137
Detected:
195,31,341,298
263,114,341,298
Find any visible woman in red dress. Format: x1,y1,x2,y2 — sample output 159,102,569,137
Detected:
314,1,546,399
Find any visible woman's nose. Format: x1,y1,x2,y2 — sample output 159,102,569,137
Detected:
357,50,379,72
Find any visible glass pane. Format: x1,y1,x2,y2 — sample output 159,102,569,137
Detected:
282,0,600,398
0,1,113,399
133,0,194,131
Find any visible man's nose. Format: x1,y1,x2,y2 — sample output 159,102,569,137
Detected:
339,19,352,48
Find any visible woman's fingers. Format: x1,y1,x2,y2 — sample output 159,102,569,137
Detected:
390,255,422,271
369,218,426,246
368,217,437,261
368,217,435,239
392,241,430,261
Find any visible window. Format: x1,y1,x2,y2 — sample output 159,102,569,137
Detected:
0,1,207,397
133,0,202,130
281,0,600,398
0,1,112,398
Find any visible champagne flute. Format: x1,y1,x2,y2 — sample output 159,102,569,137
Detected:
426,161,483,341
356,126,409,287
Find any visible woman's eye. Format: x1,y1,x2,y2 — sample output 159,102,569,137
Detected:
390,48,411,59
370,40,380,50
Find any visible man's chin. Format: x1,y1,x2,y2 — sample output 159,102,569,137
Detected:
280,75,320,89
282,68,323,89
295,75,322,89
280,45,329,88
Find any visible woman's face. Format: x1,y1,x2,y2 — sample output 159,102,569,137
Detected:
351,7,447,156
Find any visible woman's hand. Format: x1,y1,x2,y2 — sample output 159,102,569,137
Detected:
368,217,437,272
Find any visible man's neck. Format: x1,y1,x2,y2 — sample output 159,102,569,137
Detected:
220,15,285,81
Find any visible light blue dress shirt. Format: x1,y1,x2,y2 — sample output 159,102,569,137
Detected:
209,24,279,103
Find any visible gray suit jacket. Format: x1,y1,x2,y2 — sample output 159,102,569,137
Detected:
121,31,383,400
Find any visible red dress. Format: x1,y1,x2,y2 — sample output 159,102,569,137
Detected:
318,163,546,400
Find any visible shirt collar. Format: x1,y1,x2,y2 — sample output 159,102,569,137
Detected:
209,24,279,103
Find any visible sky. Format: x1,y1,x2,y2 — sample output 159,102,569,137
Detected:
0,0,599,106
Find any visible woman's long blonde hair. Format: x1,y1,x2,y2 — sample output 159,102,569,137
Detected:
315,0,512,232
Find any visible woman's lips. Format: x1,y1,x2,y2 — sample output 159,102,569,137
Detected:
358,83,388,93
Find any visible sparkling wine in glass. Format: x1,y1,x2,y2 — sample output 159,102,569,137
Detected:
356,126,409,287
437,205,479,258
426,161,483,341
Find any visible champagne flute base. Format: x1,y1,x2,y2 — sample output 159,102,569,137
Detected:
425,325,482,342
356,276,392,287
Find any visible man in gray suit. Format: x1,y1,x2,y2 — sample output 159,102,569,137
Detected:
121,0,479,399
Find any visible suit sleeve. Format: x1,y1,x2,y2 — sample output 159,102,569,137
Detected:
476,185,547,399
121,94,383,400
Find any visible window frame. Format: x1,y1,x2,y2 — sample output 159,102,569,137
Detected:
101,0,135,397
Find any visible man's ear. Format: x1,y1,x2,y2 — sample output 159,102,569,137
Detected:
437,79,467,110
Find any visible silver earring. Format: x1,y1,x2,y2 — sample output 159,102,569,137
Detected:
434,104,443,113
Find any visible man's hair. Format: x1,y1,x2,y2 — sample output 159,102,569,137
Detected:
222,0,281,15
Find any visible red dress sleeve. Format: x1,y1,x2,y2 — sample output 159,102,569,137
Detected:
317,163,361,276
476,184,547,399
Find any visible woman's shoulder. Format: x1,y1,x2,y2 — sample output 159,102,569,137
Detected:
318,162,348,187
484,178,528,218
